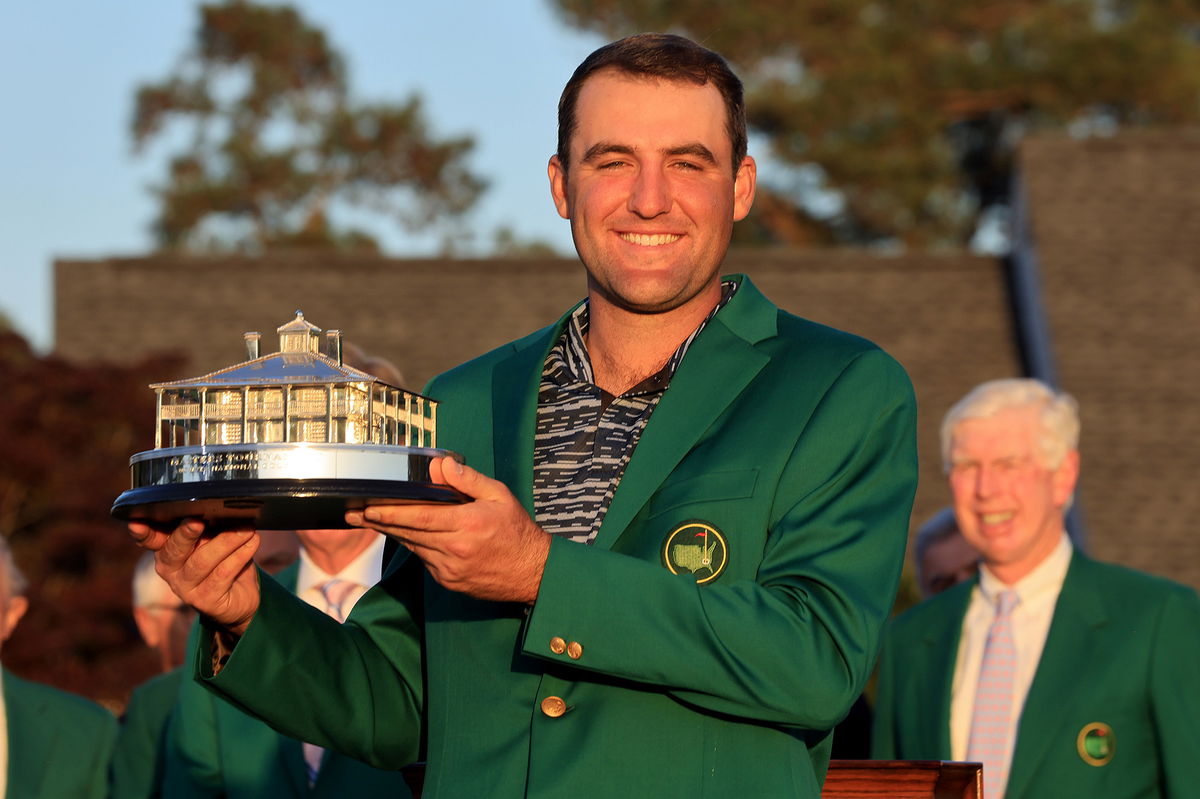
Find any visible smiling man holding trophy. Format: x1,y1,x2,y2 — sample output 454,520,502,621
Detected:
127,33,919,798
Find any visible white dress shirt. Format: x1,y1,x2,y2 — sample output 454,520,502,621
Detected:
296,535,385,616
950,533,1073,765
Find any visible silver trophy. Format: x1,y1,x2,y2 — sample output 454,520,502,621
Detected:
112,312,466,531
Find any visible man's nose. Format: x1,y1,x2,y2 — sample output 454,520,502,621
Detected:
627,166,671,217
976,466,1001,497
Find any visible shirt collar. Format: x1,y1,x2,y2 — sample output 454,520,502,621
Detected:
297,534,385,593
978,532,1073,606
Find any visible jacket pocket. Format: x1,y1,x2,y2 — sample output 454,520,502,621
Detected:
648,469,759,516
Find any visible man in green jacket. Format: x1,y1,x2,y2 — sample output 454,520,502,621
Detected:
872,378,1200,799
0,536,117,799
134,33,919,797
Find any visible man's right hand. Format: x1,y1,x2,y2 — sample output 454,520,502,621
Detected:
129,519,262,637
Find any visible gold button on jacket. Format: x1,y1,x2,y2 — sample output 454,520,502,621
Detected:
540,696,567,718
549,637,566,655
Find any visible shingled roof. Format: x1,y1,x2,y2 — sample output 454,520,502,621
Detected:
1013,130,1200,589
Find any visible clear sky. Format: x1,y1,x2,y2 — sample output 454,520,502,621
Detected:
0,1,608,351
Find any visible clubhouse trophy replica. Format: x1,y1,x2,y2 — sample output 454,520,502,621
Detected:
112,311,465,531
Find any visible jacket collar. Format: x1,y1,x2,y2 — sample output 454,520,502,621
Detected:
489,274,776,542
916,579,975,758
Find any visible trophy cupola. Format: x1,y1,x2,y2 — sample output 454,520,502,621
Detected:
277,310,321,354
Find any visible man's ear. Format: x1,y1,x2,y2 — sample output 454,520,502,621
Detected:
0,595,28,643
548,155,571,220
1053,449,1081,508
732,155,757,222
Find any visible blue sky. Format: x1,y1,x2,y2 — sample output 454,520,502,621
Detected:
1,1,607,350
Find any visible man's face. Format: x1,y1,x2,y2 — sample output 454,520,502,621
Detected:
918,532,979,597
548,70,756,316
134,600,196,672
947,405,1078,584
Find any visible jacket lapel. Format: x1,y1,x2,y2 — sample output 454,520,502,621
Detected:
919,583,973,759
592,276,775,551
1005,552,1107,798
490,322,565,516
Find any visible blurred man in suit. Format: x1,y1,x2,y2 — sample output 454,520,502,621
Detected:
913,507,979,598
163,350,409,798
111,551,196,798
163,525,412,798
0,535,117,798
873,378,1200,798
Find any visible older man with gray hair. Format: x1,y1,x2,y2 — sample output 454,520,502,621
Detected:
0,535,117,798
872,378,1200,799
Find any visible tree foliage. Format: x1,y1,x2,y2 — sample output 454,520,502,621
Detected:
552,0,1200,247
0,331,185,706
133,1,486,252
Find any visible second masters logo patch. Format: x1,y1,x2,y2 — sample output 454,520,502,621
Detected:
662,521,728,584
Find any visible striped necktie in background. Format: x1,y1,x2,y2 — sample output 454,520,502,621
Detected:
303,578,362,783
966,589,1020,799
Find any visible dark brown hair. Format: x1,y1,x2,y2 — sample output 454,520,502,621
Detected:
556,33,747,175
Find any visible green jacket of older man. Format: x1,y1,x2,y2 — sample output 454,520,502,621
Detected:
4,670,117,799
872,551,1200,799
201,275,919,798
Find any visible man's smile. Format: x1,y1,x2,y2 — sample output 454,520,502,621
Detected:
617,232,682,246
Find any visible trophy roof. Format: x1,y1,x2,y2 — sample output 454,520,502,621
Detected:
150,351,398,390
277,310,321,336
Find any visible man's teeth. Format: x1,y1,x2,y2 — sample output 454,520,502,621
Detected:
620,233,681,246
982,512,1014,524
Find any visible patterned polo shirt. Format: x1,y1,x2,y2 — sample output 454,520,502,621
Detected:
533,281,737,544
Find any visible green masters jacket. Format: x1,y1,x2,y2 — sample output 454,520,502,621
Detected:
166,564,413,798
111,666,184,798
203,275,919,797
872,550,1200,799
3,669,117,799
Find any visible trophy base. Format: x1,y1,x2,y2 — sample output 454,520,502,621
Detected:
111,443,468,531
113,478,467,531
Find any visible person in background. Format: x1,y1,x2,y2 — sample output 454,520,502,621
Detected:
162,353,411,798
914,507,979,598
872,378,1200,798
163,526,413,798
111,552,197,798
0,535,117,798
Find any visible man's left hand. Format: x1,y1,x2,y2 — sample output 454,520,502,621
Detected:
346,456,550,604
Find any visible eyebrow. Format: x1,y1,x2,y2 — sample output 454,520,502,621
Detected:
581,141,719,166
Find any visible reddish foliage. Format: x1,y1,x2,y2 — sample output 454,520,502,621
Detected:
0,330,186,710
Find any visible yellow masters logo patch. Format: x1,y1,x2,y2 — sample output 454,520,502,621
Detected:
662,521,728,584
1077,722,1115,766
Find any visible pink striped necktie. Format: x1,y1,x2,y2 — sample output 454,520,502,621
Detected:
967,589,1020,799
303,578,362,783
319,578,359,623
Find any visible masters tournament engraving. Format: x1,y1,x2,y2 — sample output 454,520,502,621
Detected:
112,312,466,530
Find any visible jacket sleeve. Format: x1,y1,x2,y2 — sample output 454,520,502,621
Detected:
522,349,917,729
197,555,426,770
